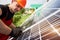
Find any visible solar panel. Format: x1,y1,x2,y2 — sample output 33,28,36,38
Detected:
17,0,60,40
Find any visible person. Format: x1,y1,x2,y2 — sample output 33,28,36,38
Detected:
0,0,26,40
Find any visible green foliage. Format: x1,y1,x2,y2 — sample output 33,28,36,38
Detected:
13,8,31,27
16,14,31,27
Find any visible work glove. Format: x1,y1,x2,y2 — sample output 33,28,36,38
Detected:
9,27,23,39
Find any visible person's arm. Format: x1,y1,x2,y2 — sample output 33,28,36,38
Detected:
0,8,12,35
0,19,22,38
0,19,12,35
9,23,16,29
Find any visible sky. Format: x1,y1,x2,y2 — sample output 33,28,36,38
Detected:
0,0,47,8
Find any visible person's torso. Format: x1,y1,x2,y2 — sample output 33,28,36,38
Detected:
0,5,14,40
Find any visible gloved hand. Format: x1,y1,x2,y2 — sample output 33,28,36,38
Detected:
9,27,23,38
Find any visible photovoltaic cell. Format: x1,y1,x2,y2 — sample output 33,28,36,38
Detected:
17,0,60,40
